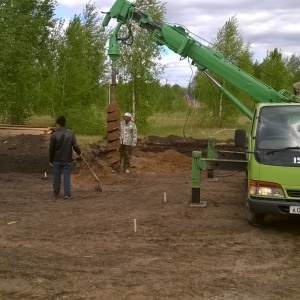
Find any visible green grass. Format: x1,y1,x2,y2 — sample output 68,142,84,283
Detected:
76,135,102,146
27,115,54,127
146,112,251,140
27,112,252,146
26,115,102,146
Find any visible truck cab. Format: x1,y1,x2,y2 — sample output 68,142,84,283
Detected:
247,103,300,225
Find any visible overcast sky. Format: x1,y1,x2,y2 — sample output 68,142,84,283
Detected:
56,0,300,87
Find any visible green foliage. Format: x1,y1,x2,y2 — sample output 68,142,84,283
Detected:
117,79,190,133
50,2,107,114
285,54,300,84
0,0,57,124
213,16,247,64
1,0,299,137
0,1,108,129
63,104,106,135
155,84,188,112
236,50,256,111
146,111,250,140
258,48,292,92
116,0,166,130
193,16,253,128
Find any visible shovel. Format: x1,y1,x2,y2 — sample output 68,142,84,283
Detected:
81,154,103,192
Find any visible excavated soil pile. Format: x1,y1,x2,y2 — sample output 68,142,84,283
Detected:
138,135,208,156
133,149,192,174
72,150,124,187
0,134,242,176
0,134,50,173
138,135,239,156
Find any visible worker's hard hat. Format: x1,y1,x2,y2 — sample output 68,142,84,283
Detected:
124,112,132,118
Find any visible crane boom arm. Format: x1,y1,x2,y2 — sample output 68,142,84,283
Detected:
102,0,297,108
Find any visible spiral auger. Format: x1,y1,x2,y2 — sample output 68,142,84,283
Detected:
106,101,121,171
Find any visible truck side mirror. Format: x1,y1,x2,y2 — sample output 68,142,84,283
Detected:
234,129,247,147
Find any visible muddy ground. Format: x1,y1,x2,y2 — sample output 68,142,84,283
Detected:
1,134,300,299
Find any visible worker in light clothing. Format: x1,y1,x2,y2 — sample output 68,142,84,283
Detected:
120,112,137,173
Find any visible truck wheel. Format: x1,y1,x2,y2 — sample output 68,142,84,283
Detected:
246,200,265,226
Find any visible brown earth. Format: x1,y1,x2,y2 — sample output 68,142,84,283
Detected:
1,134,300,299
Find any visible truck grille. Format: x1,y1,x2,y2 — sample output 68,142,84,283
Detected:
286,190,300,198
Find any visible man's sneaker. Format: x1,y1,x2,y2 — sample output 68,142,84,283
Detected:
125,169,130,174
53,193,59,198
64,196,72,200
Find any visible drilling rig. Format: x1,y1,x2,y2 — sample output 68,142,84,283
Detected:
103,0,300,226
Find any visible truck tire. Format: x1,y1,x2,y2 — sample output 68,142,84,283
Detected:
234,129,246,147
246,200,265,226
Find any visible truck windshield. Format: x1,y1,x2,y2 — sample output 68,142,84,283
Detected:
256,106,300,150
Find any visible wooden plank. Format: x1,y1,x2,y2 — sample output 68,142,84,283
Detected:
0,125,52,136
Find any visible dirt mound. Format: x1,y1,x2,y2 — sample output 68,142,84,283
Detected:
133,149,191,174
0,134,49,173
0,134,239,176
73,157,124,186
138,135,239,156
138,135,208,156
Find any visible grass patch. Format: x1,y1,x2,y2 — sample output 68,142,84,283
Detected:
76,135,102,147
27,111,252,144
27,115,54,127
27,115,103,146
146,112,251,140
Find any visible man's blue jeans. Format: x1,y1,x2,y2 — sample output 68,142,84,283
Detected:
53,162,73,197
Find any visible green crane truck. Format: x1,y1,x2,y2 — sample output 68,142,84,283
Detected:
102,0,300,226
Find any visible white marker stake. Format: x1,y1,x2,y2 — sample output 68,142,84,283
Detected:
164,192,167,203
133,219,137,233
44,172,47,178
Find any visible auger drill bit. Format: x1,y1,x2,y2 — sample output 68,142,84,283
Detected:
106,101,121,171
106,33,121,171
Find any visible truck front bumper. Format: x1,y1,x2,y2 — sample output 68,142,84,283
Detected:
248,197,300,215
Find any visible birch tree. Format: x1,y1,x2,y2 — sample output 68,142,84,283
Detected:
116,0,166,130
0,0,56,124
193,16,253,128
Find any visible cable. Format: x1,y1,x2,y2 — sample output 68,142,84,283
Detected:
117,21,134,45
168,22,212,46
183,58,196,139
183,107,193,140
187,58,194,87
116,9,134,45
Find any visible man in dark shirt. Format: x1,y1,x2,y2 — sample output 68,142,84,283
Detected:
49,116,81,199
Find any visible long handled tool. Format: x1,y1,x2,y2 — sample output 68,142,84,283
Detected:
81,154,103,192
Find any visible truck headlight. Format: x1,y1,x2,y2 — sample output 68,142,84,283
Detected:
249,180,284,197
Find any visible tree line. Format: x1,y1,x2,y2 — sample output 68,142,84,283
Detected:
0,1,299,133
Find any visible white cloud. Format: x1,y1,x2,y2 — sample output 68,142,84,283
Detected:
57,0,87,8
159,52,198,86
56,0,300,87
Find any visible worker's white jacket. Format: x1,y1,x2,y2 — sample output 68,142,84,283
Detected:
120,120,137,146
